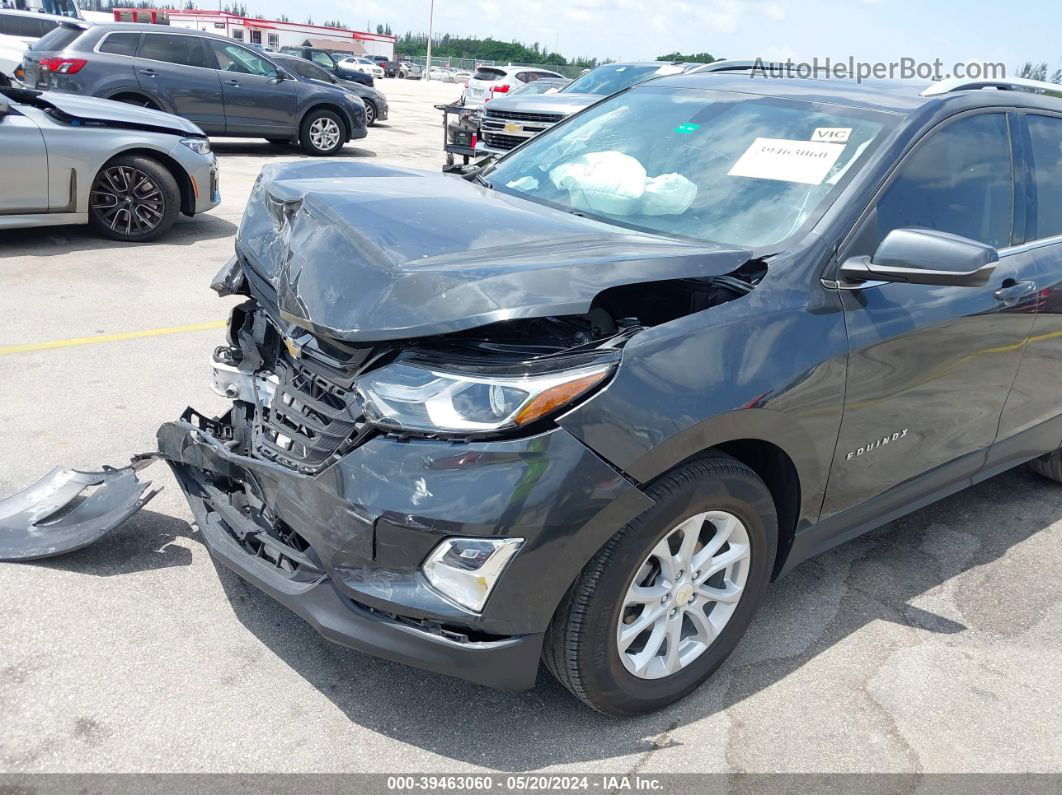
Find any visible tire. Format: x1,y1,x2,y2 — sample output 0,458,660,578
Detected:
88,154,180,242
265,138,291,146
112,93,160,111
299,109,346,156
363,100,377,127
543,453,777,716
398,70,407,79
1028,449,1062,482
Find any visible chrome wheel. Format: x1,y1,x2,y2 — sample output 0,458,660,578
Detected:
364,101,376,125
308,116,341,151
616,510,751,679
89,165,165,236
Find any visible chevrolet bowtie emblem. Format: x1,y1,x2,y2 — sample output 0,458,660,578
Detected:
283,336,302,358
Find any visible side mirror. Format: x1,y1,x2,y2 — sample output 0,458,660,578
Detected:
274,70,291,82
839,228,998,287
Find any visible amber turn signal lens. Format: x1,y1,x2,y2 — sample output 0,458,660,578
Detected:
512,371,609,426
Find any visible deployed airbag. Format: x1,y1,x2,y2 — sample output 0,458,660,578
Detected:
549,151,698,217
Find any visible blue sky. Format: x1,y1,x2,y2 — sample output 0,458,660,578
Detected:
247,0,1058,76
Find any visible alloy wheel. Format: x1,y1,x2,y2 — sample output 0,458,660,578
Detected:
364,101,376,125
89,165,165,237
308,117,341,151
616,510,751,679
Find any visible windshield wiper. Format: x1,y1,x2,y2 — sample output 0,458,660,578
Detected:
474,173,493,190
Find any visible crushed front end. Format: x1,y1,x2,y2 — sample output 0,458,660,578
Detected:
156,262,654,690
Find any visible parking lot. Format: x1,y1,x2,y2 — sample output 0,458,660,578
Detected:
1,75,1060,775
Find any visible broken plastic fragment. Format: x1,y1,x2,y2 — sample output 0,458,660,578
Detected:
0,462,159,561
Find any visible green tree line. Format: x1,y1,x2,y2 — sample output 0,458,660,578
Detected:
396,33,602,68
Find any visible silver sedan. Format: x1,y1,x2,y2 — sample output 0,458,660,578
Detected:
0,86,219,242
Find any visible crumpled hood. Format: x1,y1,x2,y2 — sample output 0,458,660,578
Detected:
37,90,205,136
236,160,751,342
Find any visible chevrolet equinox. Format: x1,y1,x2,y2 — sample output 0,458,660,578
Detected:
3,71,1061,716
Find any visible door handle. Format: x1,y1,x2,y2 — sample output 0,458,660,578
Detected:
994,280,1038,307
224,79,240,87
138,68,157,77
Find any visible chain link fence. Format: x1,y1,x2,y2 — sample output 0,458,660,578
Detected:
403,55,587,80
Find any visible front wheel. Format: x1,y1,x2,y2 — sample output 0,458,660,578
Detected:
88,155,180,242
543,454,777,715
299,109,345,156
363,100,377,126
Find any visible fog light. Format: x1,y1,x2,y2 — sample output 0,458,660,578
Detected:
422,537,523,612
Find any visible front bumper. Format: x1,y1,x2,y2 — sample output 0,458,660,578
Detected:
169,144,220,215
158,409,652,690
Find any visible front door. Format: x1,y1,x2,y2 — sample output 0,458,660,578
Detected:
133,33,225,134
822,112,1038,519
208,40,296,136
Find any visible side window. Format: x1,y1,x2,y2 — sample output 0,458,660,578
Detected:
98,32,140,57
1025,114,1062,241
209,40,277,77
872,113,1013,250
138,34,211,69
311,51,334,69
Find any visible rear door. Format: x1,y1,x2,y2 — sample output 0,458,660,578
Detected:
989,110,1062,468
133,33,224,133
207,39,295,135
0,102,48,212
822,111,1037,519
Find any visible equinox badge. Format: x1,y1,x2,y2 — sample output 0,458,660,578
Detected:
846,429,908,461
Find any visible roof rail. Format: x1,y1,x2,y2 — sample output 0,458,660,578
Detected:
921,76,1062,97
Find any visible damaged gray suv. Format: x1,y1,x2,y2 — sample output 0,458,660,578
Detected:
4,71,1062,716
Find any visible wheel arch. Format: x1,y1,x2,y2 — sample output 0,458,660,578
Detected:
299,102,353,141
102,148,195,216
104,90,165,112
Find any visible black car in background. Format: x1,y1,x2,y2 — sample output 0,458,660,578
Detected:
278,45,374,87
271,53,388,126
22,22,367,155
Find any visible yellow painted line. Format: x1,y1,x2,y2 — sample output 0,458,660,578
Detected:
0,320,226,357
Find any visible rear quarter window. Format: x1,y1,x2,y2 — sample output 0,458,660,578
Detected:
30,23,83,51
98,31,140,56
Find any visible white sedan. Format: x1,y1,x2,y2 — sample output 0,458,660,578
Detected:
339,56,385,80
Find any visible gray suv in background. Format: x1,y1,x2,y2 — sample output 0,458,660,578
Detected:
21,22,367,155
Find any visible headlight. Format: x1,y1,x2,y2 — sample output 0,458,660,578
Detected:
423,537,523,611
357,360,612,434
179,137,211,155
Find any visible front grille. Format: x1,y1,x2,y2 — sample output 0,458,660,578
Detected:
482,131,527,151
485,109,564,124
251,355,373,474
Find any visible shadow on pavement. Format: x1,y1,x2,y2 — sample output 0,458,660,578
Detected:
210,141,376,158
205,465,1059,770
0,213,238,257
25,509,196,577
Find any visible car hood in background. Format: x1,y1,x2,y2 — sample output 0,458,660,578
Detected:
484,92,601,116
235,160,752,342
38,90,204,135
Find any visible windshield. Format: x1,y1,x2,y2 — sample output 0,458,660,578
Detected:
562,64,685,96
487,87,893,249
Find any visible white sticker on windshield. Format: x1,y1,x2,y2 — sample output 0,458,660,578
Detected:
811,127,852,143
727,137,846,185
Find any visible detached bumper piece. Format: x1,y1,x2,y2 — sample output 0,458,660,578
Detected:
0,462,158,561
